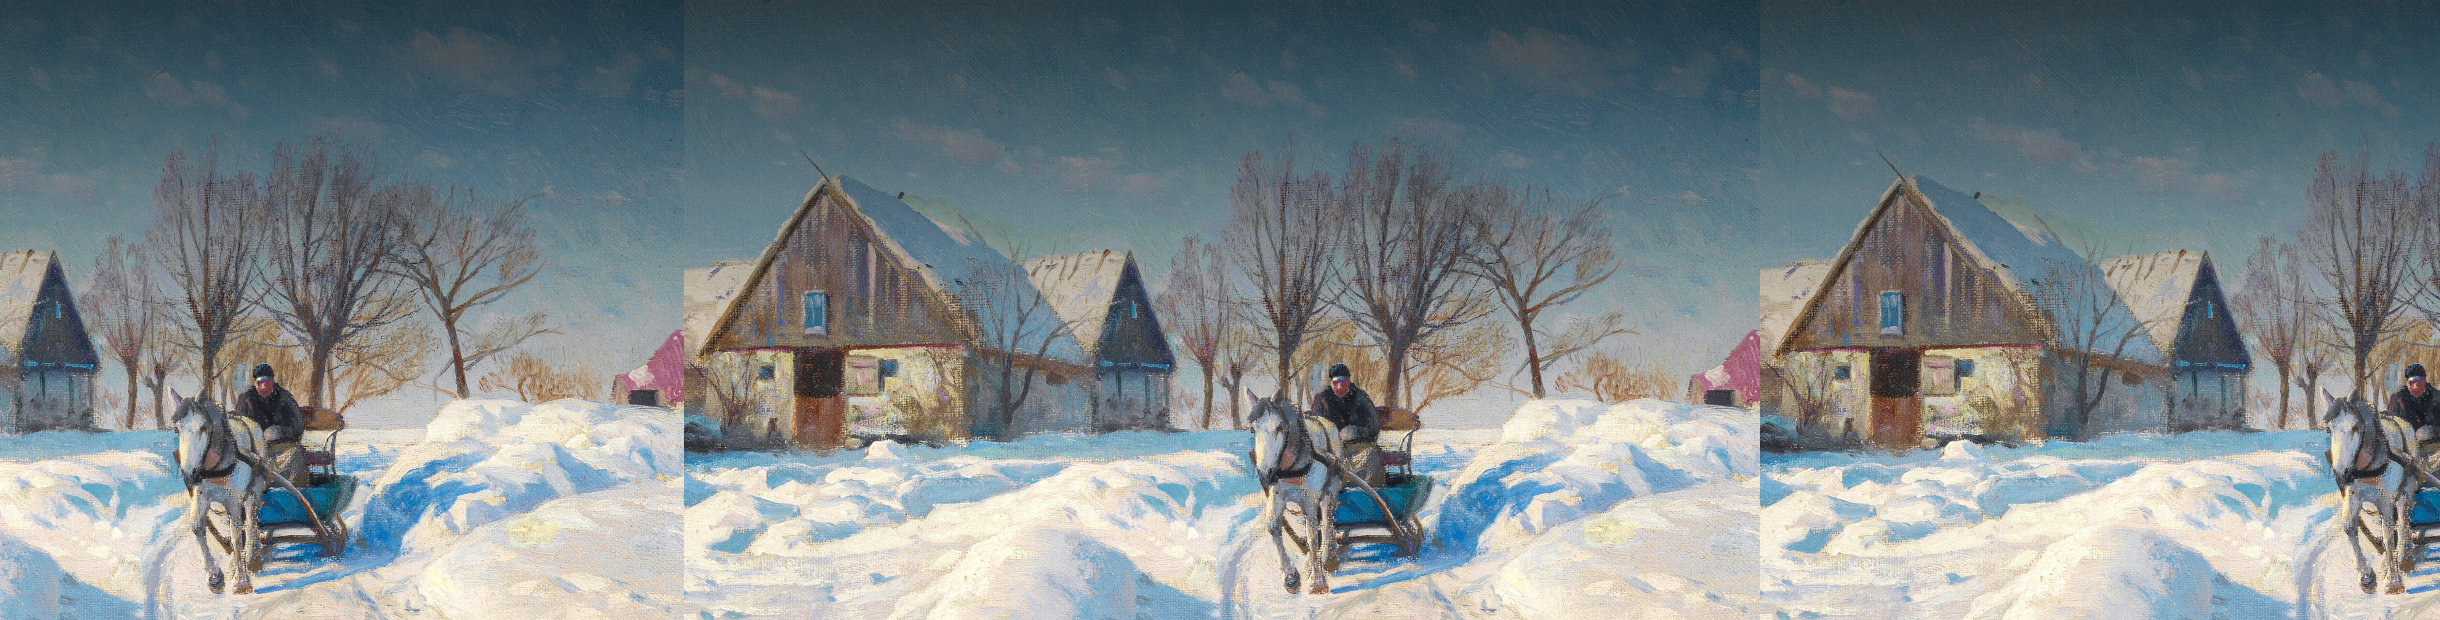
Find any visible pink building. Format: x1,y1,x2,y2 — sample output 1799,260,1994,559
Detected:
616,330,686,408
1688,330,1761,408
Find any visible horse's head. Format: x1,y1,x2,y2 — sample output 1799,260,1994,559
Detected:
2326,390,2391,484
1246,390,1306,483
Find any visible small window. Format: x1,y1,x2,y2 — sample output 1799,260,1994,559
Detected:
1834,365,1851,381
878,359,899,378
1879,291,1904,336
758,365,775,380
804,292,828,336
1956,359,1975,378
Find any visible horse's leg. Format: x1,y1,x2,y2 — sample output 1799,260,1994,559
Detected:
1310,485,1334,594
2350,488,2378,594
2391,490,2411,594
1266,489,1298,593
191,490,224,594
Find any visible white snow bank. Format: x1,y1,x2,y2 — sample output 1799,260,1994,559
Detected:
359,400,680,555
1490,479,1760,620
416,480,681,620
0,533,63,620
1765,430,2328,619
1439,399,1756,554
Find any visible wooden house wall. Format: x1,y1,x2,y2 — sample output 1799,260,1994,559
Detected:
711,190,969,352
1786,192,2044,352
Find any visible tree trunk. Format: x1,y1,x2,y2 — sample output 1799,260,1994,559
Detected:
123,360,140,430
1382,340,1409,410
1518,314,1546,399
444,314,470,398
1199,365,1215,430
1227,369,1246,429
2275,364,2292,430
149,370,166,429
308,340,335,408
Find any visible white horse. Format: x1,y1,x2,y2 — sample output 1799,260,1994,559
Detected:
2326,393,2422,594
1248,391,1344,594
173,392,266,595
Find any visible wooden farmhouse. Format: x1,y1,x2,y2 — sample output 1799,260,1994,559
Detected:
1687,330,1760,408
1024,250,1176,432
0,251,99,433
683,176,1095,449
1774,176,2167,449
2100,250,2251,432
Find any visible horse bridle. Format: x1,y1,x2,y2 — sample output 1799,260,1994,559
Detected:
2341,404,2393,484
183,400,241,487
1256,401,1316,487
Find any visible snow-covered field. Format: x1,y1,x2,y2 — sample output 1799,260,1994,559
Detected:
1764,430,2440,619
0,399,679,620
685,398,1758,620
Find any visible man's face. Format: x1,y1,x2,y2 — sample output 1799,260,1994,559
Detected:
255,378,274,397
1331,376,1350,397
2413,377,2428,396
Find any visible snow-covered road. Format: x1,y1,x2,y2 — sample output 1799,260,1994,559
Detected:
0,399,680,620
685,399,1760,620
1764,430,2440,619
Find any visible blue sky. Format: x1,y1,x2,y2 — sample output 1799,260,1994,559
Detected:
1,0,682,426
1763,1,2440,266
683,0,1760,423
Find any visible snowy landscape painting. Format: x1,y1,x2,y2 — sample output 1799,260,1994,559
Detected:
1761,2,2440,617
677,0,1759,618
0,1,683,617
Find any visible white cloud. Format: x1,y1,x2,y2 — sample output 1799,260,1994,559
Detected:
1826,87,1880,121
891,118,1006,164
579,52,644,98
401,27,561,97
1490,149,1533,169
751,87,804,120
1963,118,2078,164
144,72,193,107
1782,72,1822,99
1478,27,1623,97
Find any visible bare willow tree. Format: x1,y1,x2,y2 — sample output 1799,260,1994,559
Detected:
955,244,1075,436
2236,237,2312,429
1404,318,1510,414
1338,139,1491,410
1227,146,1343,400
144,324,183,429
2301,147,2422,398
2032,245,2152,439
1468,187,1628,398
86,236,158,429
328,313,433,414
149,148,265,403
1554,348,1678,403
479,351,596,402
1157,236,1233,429
391,188,551,398
262,139,417,407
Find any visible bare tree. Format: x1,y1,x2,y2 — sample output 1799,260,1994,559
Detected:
479,351,596,403
2301,147,2423,398
391,187,551,398
954,244,1075,437
143,323,184,429
328,304,434,414
149,148,266,403
261,139,417,408
1554,348,1678,403
1226,146,1343,400
2236,237,2312,429
1338,139,1492,410
1468,187,1629,398
2031,243,2152,439
86,237,158,429
1403,318,1509,414
1216,322,1258,429
1157,236,1234,430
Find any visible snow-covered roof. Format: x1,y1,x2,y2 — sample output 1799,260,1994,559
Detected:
1023,250,1132,357
1760,259,1829,351
2099,250,2206,355
0,250,57,355
1905,176,2159,364
684,260,752,357
697,176,1082,362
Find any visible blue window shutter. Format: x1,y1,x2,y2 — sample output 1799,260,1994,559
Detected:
1879,292,1903,331
805,292,828,335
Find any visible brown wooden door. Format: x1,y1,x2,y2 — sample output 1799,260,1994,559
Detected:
1869,349,1922,449
796,349,848,448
